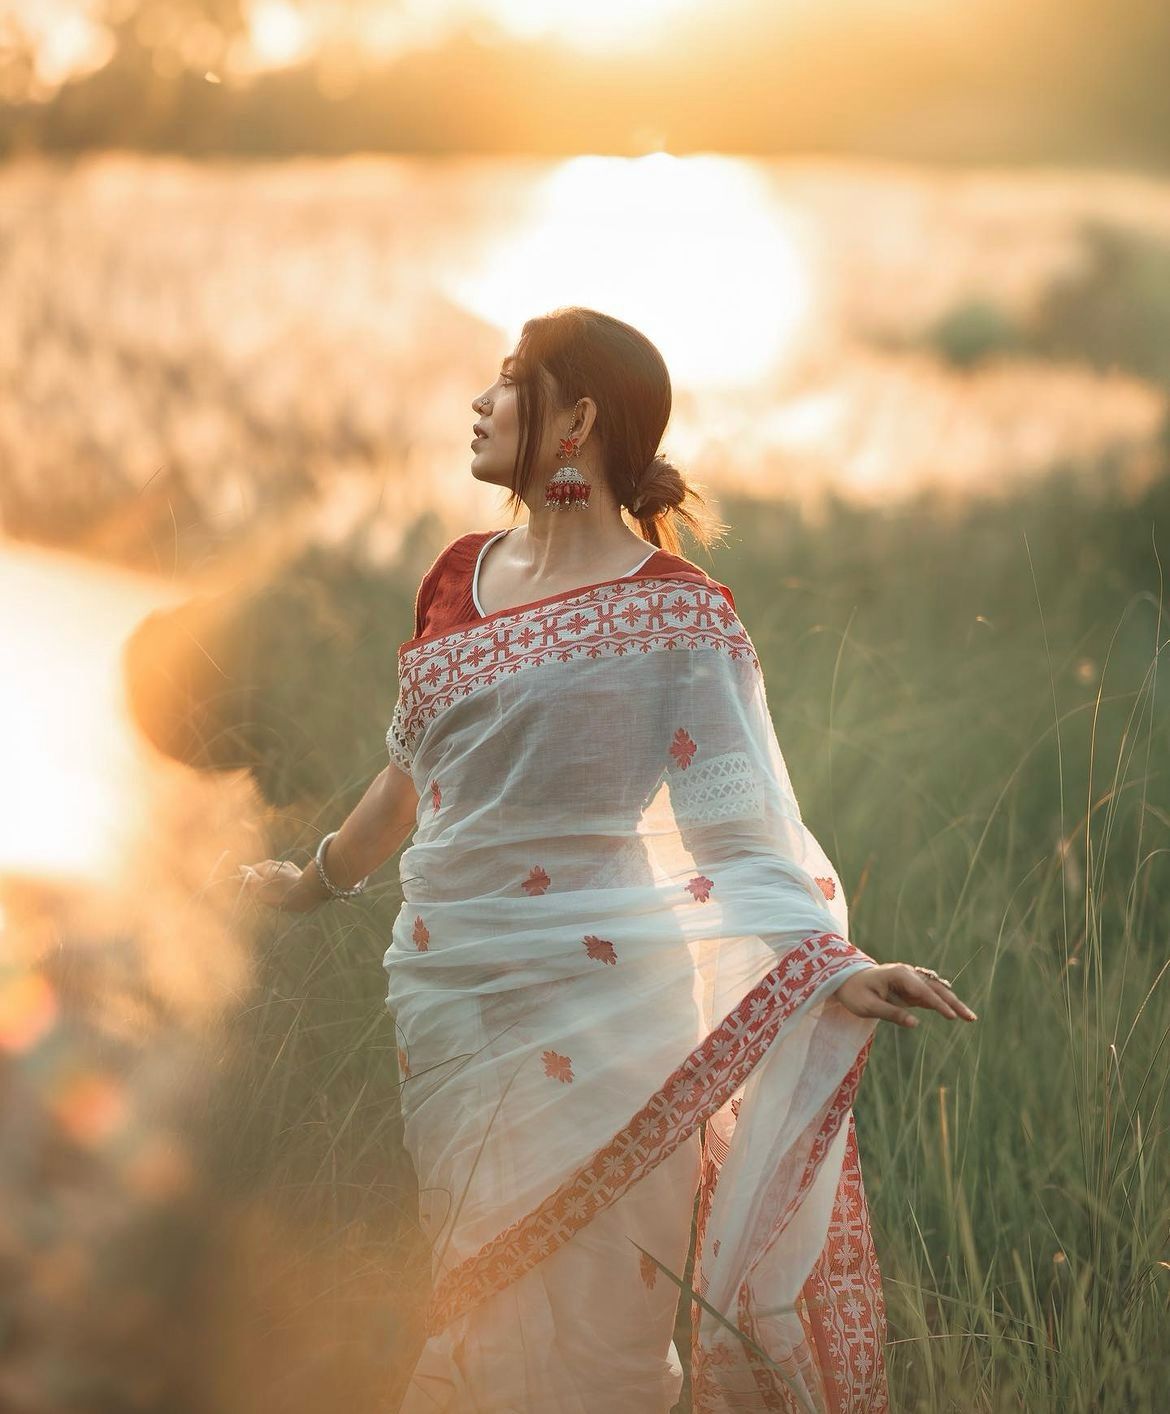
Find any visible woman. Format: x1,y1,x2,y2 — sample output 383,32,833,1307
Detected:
240,307,976,1413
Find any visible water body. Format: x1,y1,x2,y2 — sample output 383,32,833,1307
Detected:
0,151,1164,575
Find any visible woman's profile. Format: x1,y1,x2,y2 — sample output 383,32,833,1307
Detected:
239,306,976,1413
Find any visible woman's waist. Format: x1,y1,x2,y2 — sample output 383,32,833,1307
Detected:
399,833,828,904
399,830,658,901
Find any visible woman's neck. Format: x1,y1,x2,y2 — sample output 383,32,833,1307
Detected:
511,506,648,575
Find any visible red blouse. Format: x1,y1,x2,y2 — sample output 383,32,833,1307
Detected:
410,528,736,643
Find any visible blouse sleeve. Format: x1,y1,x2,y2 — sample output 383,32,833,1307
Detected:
386,536,464,777
385,693,414,777
411,548,445,641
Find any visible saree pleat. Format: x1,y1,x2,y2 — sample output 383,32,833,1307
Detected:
383,570,889,1412
401,1131,702,1413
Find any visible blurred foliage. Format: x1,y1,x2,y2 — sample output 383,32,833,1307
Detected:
123,542,421,804
927,300,1027,369
1032,221,1170,385
925,220,1170,465
7,458,1169,1411
1,0,1170,165
208,459,1170,1412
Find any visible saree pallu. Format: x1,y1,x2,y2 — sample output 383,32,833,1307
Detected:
383,570,889,1413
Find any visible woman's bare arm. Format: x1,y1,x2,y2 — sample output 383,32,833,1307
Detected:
238,764,420,912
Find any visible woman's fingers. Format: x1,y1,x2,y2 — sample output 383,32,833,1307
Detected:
241,860,286,879
908,969,977,1021
864,995,919,1029
932,979,977,1021
884,966,952,1017
918,981,960,1019
841,971,920,1027
834,963,978,1028
234,860,300,910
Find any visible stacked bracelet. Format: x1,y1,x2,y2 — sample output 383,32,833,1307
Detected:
314,830,370,901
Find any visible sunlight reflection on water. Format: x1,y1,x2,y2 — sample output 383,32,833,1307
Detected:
0,541,182,879
443,153,817,389
0,152,1165,569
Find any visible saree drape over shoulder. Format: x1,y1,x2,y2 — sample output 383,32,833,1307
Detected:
383,559,889,1413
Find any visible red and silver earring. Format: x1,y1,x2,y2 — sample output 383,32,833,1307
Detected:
544,430,593,510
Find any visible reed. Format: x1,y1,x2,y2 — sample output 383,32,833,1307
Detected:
202,464,1170,1411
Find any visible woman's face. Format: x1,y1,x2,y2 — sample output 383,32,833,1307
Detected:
470,352,576,492
469,353,524,490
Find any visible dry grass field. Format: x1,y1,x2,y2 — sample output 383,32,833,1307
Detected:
1,152,1168,1412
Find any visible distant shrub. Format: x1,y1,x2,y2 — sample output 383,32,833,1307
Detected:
1030,218,1170,384
928,220,1170,385
927,299,1025,367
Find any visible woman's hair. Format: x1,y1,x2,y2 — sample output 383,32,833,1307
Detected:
503,306,727,555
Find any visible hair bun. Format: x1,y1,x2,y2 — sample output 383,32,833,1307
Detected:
631,454,686,519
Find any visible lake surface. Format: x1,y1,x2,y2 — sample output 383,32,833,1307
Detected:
0,151,1166,574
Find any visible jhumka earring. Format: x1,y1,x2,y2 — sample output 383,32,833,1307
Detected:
544,428,593,510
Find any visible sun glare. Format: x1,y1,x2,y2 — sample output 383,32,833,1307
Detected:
238,0,706,74
478,0,707,51
245,0,313,68
0,542,183,881
443,153,816,390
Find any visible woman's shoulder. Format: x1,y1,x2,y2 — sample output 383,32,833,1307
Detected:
641,548,736,612
424,529,498,573
411,532,481,638
417,529,502,585
410,531,735,639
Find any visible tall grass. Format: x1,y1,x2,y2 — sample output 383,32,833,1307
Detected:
729,468,1170,1411
205,462,1169,1412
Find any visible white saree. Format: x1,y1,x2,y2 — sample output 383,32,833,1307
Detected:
383,566,889,1413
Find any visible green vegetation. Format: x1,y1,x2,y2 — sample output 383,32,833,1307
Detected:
927,221,1170,392
207,462,1170,1411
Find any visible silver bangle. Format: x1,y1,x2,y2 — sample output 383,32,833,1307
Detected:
315,830,370,901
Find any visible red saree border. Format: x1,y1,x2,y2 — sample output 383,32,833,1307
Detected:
398,565,725,656
688,1064,887,1414
392,576,759,770
733,1046,877,1413
422,930,873,1339
798,1116,889,1413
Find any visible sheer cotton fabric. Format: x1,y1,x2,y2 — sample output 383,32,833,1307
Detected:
383,571,889,1413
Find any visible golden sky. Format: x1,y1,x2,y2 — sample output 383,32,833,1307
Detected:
1,0,937,90
3,0,1153,171
1,0,738,88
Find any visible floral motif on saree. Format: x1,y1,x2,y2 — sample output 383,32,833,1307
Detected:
383,570,889,1412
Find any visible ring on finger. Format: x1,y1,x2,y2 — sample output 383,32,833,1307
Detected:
913,964,954,989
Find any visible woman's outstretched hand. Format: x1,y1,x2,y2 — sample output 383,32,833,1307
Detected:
235,860,323,914
834,963,977,1029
